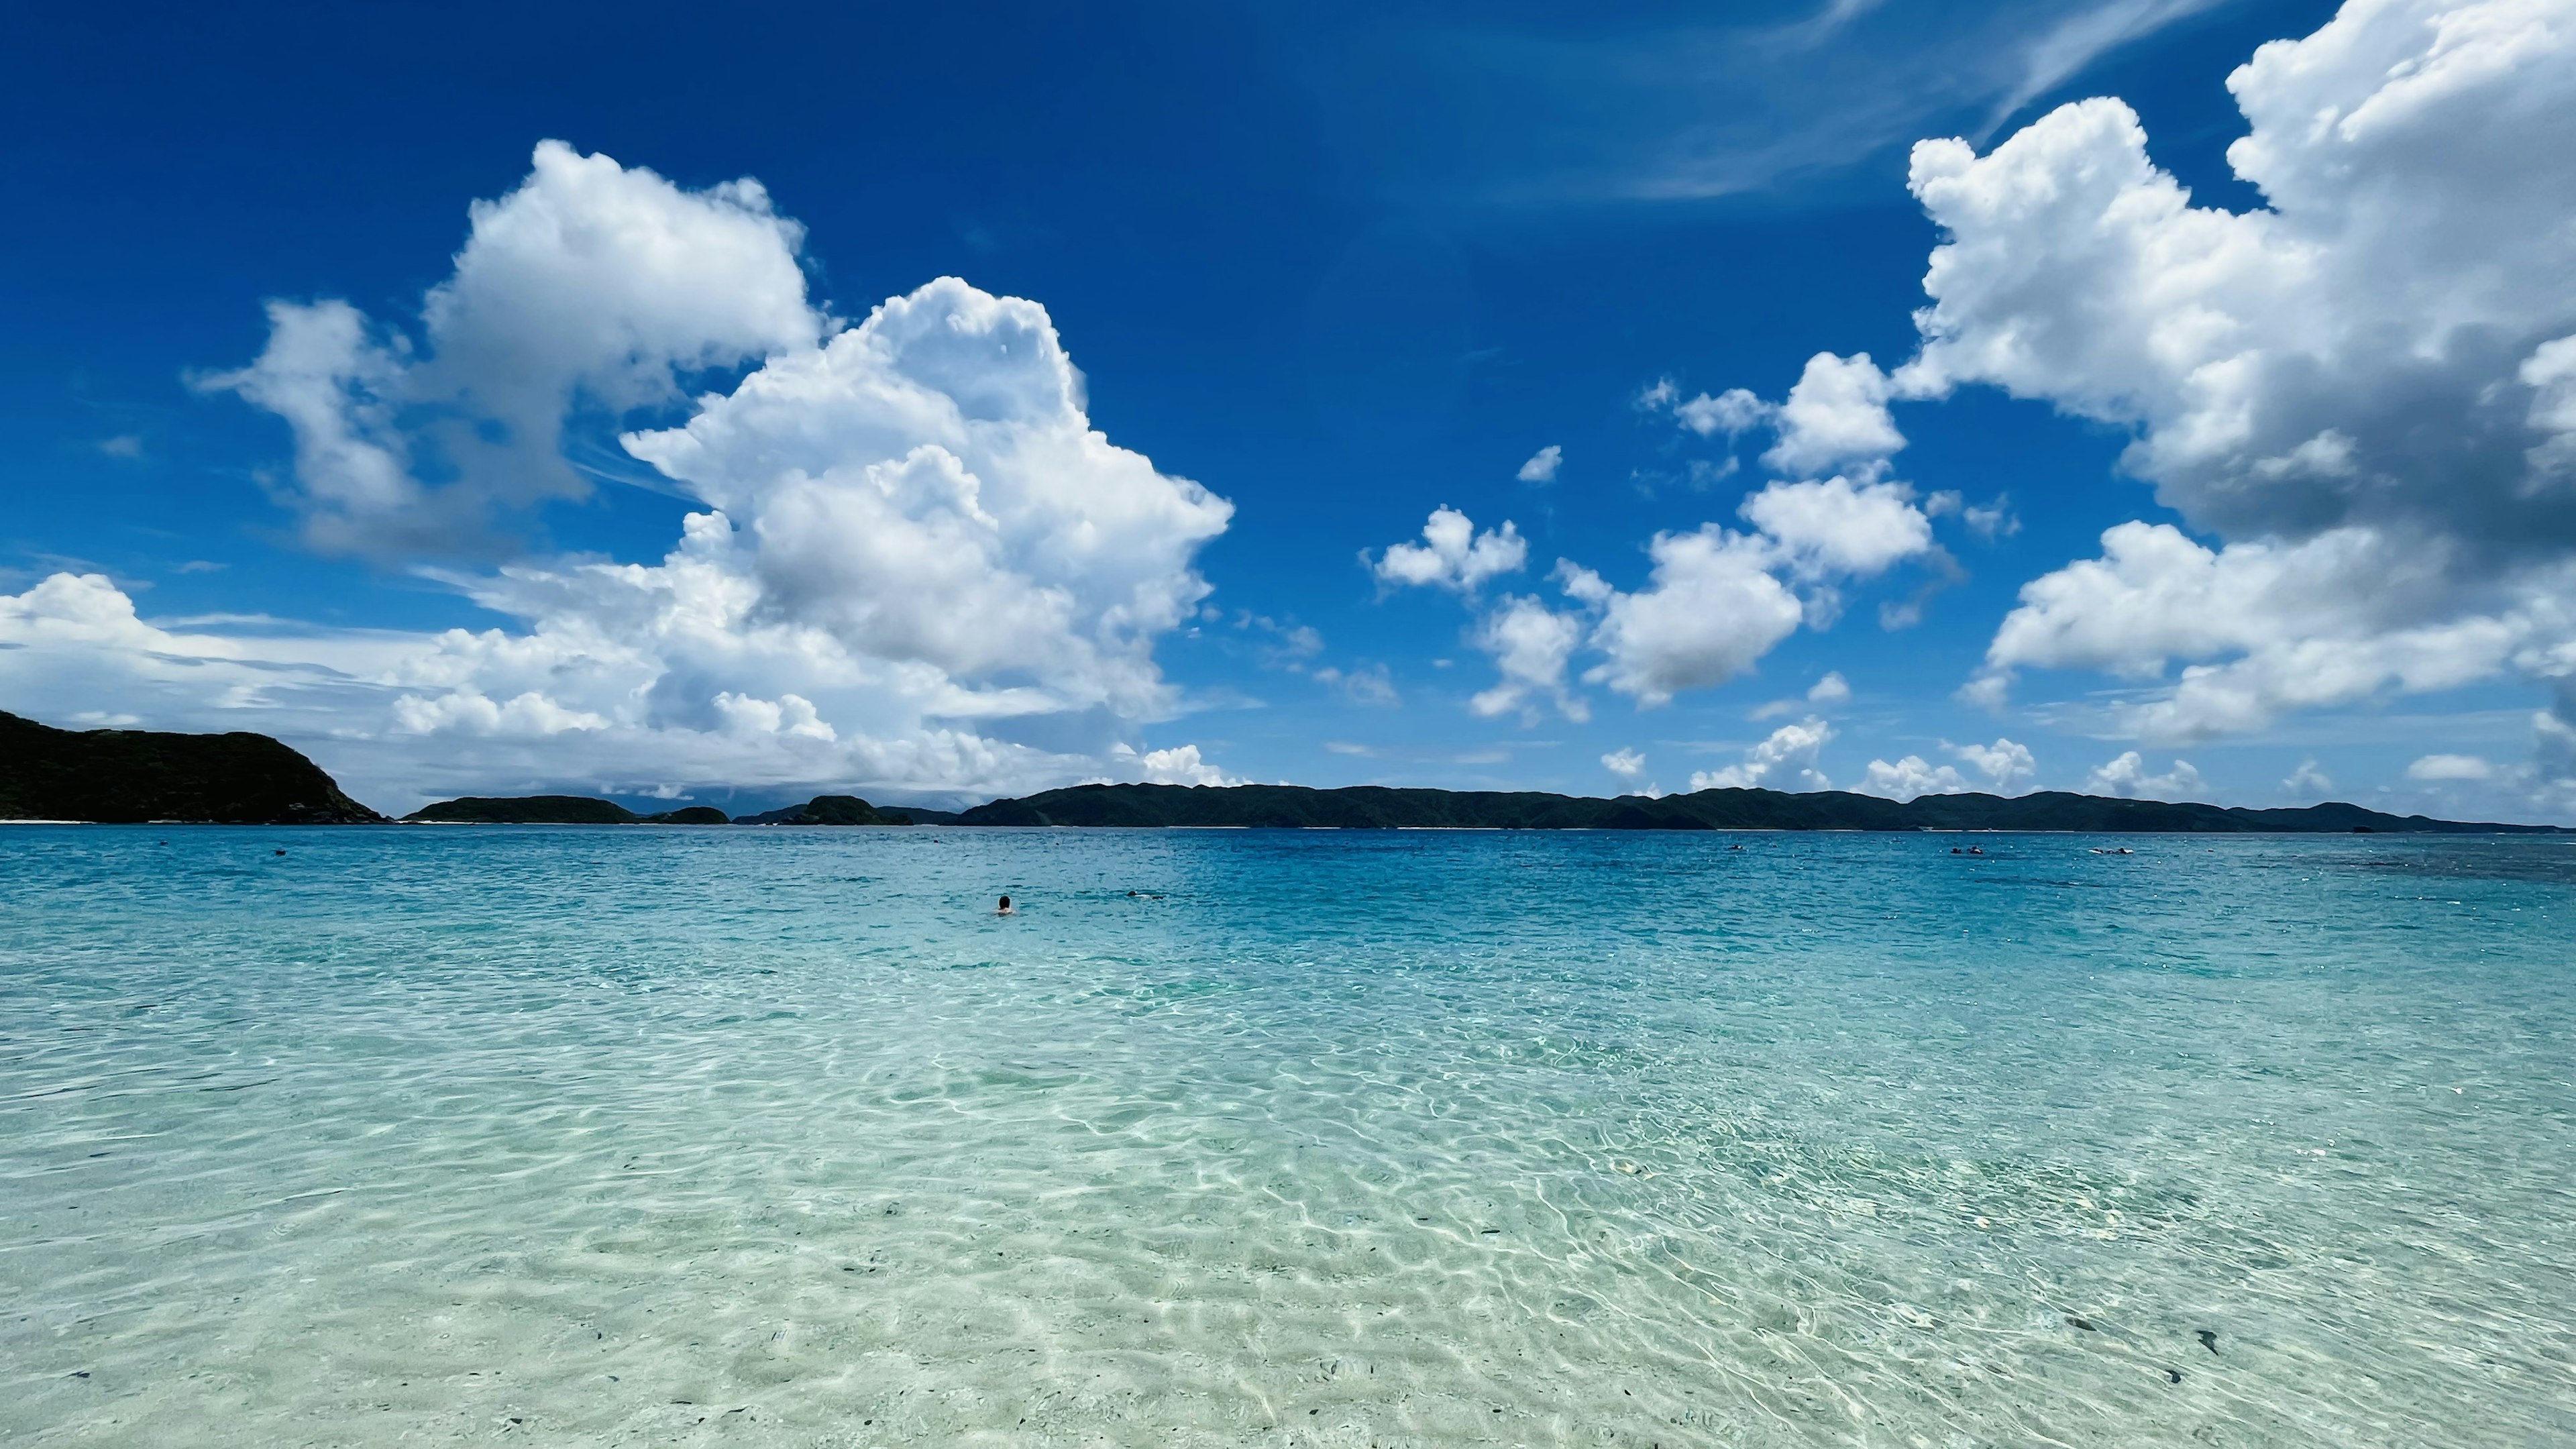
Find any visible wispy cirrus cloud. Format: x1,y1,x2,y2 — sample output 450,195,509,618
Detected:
1274,0,2239,206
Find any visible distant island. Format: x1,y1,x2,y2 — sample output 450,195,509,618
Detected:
3,709,2567,832
0,710,386,824
404,782,2570,833
405,793,959,825
407,794,645,824
944,782,2569,834
736,794,959,826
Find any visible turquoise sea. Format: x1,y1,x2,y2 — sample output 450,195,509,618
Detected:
3,826,2571,1447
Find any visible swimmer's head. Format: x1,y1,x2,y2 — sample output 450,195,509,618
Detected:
998,895,1012,912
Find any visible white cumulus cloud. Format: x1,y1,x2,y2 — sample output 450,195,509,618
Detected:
1952,737,2039,792
1862,735,2039,800
1387,472,1939,719
1601,747,1647,779
1891,1,2576,755
203,141,821,558
1491,335,1963,727
1467,594,1590,722
1116,743,1243,787
1739,476,1935,580
1860,755,1968,800
2085,751,2205,800
1574,476,1940,706
1689,717,1835,792
1573,531,1806,706
1517,444,1564,483
1371,506,1529,593
1752,670,1853,720
394,690,611,738
710,692,837,742
1670,387,1772,439
1593,352,1947,709
1973,521,2522,742
1648,352,1915,485
616,275,1231,720
2283,758,2335,797
1763,352,1909,481
10,146,1236,810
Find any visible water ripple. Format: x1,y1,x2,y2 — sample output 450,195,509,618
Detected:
2,826,2571,1446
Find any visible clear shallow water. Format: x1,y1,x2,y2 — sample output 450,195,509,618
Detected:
2,827,2571,1448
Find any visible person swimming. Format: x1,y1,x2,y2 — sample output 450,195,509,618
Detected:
997,895,1016,915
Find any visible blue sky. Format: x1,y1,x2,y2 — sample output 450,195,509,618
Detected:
5,0,2574,818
